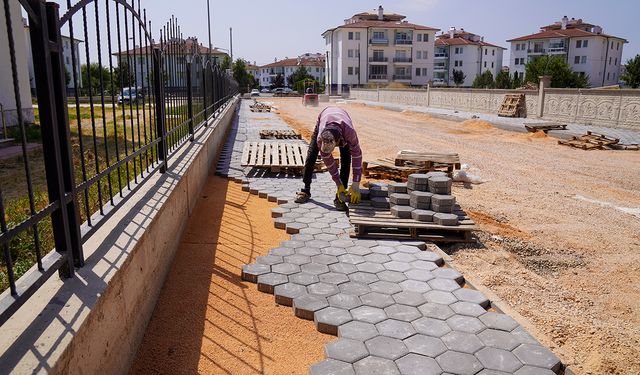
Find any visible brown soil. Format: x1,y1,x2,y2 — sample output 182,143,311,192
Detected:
130,174,331,375
274,97,640,375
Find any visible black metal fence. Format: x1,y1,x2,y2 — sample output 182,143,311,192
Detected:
0,0,238,324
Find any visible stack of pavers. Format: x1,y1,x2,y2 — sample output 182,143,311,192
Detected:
387,172,460,226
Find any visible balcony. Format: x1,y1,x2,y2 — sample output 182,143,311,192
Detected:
434,52,448,58
434,64,447,71
548,45,567,54
395,39,413,45
369,57,389,63
368,74,388,80
393,57,412,63
393,74,412,81
528,48,545,55
432,78,446,85
369,38,389,45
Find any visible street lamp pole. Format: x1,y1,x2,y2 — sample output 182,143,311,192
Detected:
229,27,233,62
207,0,212,61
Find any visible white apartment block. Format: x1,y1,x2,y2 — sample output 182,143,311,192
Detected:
322,6,438,93
508,16,627,87
433,28,505,87
257,54,325,88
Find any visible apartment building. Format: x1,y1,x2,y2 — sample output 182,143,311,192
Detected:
508,16,627,87
257,54,325,88
322,6,438,93
433,28,505,86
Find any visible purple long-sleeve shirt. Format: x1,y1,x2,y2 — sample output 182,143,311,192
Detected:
316,107,362,186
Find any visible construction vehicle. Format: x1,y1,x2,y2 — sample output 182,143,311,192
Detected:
302,79,318,107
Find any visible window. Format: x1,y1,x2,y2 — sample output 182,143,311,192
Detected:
581,56,587,64
515,44,520,51
607,72,610,80
492,49,495,56
576,40,582,48
583,40,588,48
615,57,618,65
355,67,359,75
348,32,353,40
355,32,361,40
611,42,613,49
521,43,526,50
348,49,353,58
417,34,422,42
616,42,619,50
455,47,463,54
491,62,494,68
356,49,360,57
316,68,319,72
373,31,385,40
609,56,612,64
485,49,487,55
416,68,421,76
574,56,580,64
423,33,429,42
422,68,427,76
454,61,458,67
484,61,487,68
416,51,421,59
423,51,428,59
348,67,353,75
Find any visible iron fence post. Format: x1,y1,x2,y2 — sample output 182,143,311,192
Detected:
186,62,194,141
153,48,167,172
27,0,83,271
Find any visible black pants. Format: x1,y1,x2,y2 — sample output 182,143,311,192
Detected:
302,123,351,195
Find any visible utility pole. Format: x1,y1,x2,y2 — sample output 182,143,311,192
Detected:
229,27,233,63
207,0,212,61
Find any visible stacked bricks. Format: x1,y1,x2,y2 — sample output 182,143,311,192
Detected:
369,183,390,209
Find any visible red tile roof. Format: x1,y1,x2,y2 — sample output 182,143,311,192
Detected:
260,57,325,69
114,39,228,56
435,37,505,49
507,28,627,42
323,19,439,35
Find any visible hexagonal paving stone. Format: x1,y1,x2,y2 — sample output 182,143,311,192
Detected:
270,247,296,257
360,292,395,309
288,223,309,235
338,254,366,265
404,269,435,282
428,278,461,292
478,329,523,351
404,334,447,357
348,271,379,284
338,321,379,341
257,273,288,294
418,302,456,320
514,366,557,375
339,282,372,296
325,338,369,364
436,350,484,375
271,262,301,276
315,307,353,335
424,290,459,305
450,301,488,317
396,353,443,375
475,347,523,373
289,272,319,286
256,255,284,266
307,239,331,248
356,262,386,274
414,251,444,265
331,239,356,248
353,356,400,375
377,270,407,283
308,282,341,297
283,240,306,248
441,331,485,354
365,336,409,360
383,261,412,272
316,233,339,242
274,283,307,306
293,294,329,320
384,304,422,322
309,359,355,375
409,260,439,271
296,247,323,257
376,319,417,339
241,263,270,283
283,254,312,266
364,253,392,264
370,281,403,295
311,254,340,265
319,272,351,285
511,326,540,345
513,344,562,372
351,305,388,324
393,291,428,307
432,268,464,284
479,312,520,332
330,263,359,275
446,315,487,334
400,279,431,293
328,293,363,310
412,317,452,338
323,247,348,257
301,262,330,275
453,288,490,308
389,252,416,263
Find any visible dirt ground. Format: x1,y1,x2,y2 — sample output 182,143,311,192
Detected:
130,174,332,374
273,98,640,375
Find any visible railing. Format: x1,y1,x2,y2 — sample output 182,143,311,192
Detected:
393,57,412,63
434,64,447,71
369,57,388,62
395,39,412,45
548,46,567,53
393,74,412,80
369,38,388,44
434,52,448,58
528,48,546,54
368,74,388,80
0,0,238,325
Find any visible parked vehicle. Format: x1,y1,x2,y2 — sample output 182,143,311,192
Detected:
260,88,270,93
272,88,284,94
117,87,144,104
250,89,260,97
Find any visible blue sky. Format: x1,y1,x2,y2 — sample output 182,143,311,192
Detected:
54,0,639,67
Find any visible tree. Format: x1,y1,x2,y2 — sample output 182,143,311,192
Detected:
524,55,589,88
495,70,512,89
621,54,640,88
272,73,284,88
81,63,111,95
219,55,231,70
472,70,495,88
512,74,522,89
452,69,466,87
287,65,314,92
232,59,254,94
114,61,135,91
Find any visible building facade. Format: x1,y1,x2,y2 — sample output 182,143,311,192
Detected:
508,16,627,87
433,28,505,87
257,54,325,88
322,6,438,93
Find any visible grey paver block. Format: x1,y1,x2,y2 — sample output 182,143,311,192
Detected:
370,281,403,295
511,326,540,345
296,247,323,257
323,247,348,257
356,261,386,274
330,263,359,275
405,269,435,282
270,247,296,257
332,239,356,248
274,282,307,306
325,338,369,364
387,182,407,194
393,291,428,307
364,253,392,264
257,272,288,294
395,245,421,254
479,312,520,332
391,205,413,218
274,217,294,229
414,251,444,265
418,303,456,320
446,315,487,334
389,193,411,205
328,293,363,310
404,334,447,357
241,263,270,283
512,344,562,372
320,272,351,285
348,246,373,256
289,272,319,286
309,359,355,375
365,336,409,360
441,330,484,353
308,282,341,297
400,279,431,293
360,292,395,309
411,209,435,221
283,254,312,265
389,252,416,263
475,347,523,372
424,290,459,305
353,356,400,375
301,262,331,275
428,278,461,292
396,353,443,375
453,288,490,308
431,193,455,204
376,319,417,339
316,233,339,241
412,317,452,338
311,254,340,265
370,246,395,255
339,282,372,296
377,270,408,283
293,294,329,320
432,268,464,284
478,329,523,351
271,262,301,275
338,254,366,265
315,307,353,335
308,239,331,248
408,174,429,185
450,301,488,317
256,255,284,266
300,227,323,235
351,305,388,324
283,240,306,248
514,366,557,375
384,261,412,272
348,272,379,284
410,260,439,271
433,213,457,225
436,350,484,375
338,321,379,341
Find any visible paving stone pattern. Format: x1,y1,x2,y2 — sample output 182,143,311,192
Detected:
217,101,562,375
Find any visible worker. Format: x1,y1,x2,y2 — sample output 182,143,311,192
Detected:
295,107,362,210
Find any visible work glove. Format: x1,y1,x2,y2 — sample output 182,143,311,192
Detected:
348,182,361,204
336,184,347,203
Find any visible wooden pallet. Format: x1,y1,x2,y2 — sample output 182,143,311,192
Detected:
498,94,525,117
558,131,620,150
259,129,302,140
363,157,455,181
349,202,477,243
394,151,461,171
524,122,567,133
241,141,307,172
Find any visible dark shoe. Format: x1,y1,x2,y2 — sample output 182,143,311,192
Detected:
295,191,310,203
334,197,348,211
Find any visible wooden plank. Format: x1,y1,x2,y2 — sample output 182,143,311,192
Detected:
292,144,304,166
271,143,279,166
249,142,258,165
241,141,251,166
